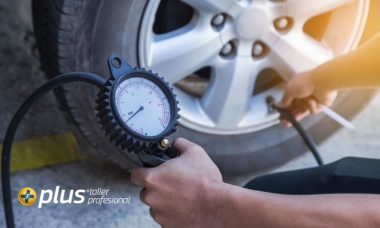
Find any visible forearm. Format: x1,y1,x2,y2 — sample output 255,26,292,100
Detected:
313,33,380,91
212,183,380,227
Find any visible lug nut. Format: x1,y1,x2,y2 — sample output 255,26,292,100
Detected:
221,42,233,56
212,14,225,26
252,43,264,57
275,17,288,29
274,17,293,32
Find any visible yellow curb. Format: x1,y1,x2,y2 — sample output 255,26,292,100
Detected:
0,133,85,172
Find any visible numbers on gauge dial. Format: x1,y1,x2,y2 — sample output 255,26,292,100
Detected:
115,77,171,137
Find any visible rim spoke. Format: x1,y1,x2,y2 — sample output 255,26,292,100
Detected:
201,57,262,127
270,32,333,80
147,26,222,84
268,2,287,19
180,0,236,14
286,0,354,21
237,40,253,57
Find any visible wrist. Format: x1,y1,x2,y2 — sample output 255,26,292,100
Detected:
200,181,237,227
312,61,340,92
203,182,260,227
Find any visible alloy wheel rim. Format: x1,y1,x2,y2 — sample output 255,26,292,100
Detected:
138,0,369,135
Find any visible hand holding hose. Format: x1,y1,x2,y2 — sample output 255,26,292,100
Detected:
278,70,337,127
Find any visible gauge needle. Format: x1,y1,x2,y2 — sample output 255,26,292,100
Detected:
126,106,144,122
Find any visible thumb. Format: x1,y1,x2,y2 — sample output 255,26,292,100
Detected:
172,138,204,155
278,91,294,108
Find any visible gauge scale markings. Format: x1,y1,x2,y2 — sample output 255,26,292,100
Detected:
115,77,171,137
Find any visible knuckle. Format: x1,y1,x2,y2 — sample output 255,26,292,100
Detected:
144,171,157,186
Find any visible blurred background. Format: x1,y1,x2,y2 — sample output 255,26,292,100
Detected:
1,0,380,227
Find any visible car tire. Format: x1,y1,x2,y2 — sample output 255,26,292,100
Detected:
32,0,379,174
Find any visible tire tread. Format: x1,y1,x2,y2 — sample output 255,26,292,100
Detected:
32,0,135,170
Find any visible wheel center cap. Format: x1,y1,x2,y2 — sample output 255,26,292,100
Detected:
235,8,268,40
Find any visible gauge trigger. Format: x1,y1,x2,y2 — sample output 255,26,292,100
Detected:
137,147,179,168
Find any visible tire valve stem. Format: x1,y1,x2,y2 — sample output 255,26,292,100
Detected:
266,96,276,113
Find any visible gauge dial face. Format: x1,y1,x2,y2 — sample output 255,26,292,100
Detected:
114,77,171,137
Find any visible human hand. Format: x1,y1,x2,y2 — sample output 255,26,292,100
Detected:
278,70,337,127
130,138,224,228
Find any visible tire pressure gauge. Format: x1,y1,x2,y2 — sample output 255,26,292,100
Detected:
95,54,180,167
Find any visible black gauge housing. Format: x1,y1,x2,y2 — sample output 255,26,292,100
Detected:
95,54,180,154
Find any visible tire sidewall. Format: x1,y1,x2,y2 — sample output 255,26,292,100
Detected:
68,0,150,169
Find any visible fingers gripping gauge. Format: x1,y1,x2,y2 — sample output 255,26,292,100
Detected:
95,54,180,167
